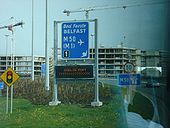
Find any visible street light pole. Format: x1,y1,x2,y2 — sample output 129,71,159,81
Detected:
91,34,94,59
5,34,9,114
45,0,49,90
91,19,102,107
5,35,9,69
10,34,15,113
31,0,34,81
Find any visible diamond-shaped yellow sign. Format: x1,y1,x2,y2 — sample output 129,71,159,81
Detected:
0,68,19,87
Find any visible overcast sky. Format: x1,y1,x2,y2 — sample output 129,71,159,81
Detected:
0,0,169,56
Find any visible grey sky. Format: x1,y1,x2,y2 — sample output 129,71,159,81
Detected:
0,0,169,56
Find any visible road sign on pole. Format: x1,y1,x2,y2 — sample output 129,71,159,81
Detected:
51,19,102,107
118,73,141,86
62,22,89,59
124,62,135,73
118,73,140,104
0,82,4,90
0,67,19,87
0,82,4,96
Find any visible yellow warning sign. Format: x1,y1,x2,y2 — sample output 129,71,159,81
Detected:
0,68,19,87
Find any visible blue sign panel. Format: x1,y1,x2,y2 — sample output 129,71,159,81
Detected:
41,64,46,76
0,82,4,90
118,74,141,86
62,22,89,59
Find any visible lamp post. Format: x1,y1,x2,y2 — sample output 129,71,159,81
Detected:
31,0,34,81
10,34,15,113
91,34,94,59
45,0,49,90
5,35,9,69
5,35,9,113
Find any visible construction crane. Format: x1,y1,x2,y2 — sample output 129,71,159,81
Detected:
63,1,170,19
63,5,126,19
0,21,24,34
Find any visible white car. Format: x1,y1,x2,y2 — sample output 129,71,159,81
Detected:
146,81,160,88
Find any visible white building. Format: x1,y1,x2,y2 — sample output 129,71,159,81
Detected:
0,55,45,77
0,46,163,79
58,45,142,79
90,46,141,79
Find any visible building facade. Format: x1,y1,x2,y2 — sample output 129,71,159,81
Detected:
0,55,45,77
58,46,163,79
58,46,142,79
140,51,161,78
0,46,165,79
90,46,141,79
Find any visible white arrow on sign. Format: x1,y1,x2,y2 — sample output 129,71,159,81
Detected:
78,39,84,46
81,50,87,57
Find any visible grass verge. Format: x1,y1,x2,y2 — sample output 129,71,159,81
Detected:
0,85,127,128
0,85,154,128
128,92,154,120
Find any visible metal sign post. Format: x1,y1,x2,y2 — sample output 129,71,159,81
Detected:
6,87,8,113
118,73,140,104
10,85,13,113
0,68,20,114
49,21,61,106
91,19,102,107
50,19,102,106
124,62,135,104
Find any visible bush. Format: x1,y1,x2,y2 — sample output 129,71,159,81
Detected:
13,78,53,105
57,79,94,104
12,78,115,105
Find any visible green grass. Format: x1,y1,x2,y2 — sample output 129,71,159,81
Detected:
128,92,154,120
0,85,154,128
0,87,127,128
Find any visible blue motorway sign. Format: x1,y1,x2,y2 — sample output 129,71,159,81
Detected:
118,74,141,86
0,82,4,90
62,22,89,59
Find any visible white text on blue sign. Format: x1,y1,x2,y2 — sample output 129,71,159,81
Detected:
62,22,89,59
118,74,141,86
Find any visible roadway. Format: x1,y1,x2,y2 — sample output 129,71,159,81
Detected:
137,84,170,128
99,78,170,128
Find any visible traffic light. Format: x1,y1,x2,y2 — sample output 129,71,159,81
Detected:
6,71,13,84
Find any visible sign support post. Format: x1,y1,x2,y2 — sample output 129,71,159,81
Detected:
51,19,102,106
118,73,140,105
91,19,102,107
49,21,61,106
124,62,135,104
6,87,8,114
0,68,20,114
10,85,13,113
126,85,131,104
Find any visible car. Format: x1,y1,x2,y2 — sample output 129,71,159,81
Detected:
146,81,160,88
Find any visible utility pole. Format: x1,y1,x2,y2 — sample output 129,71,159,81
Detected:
31,0,34,81
90,34,94,59
45,0,49,90
5,35,9,70
5,34,9,114
10,33,14,113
